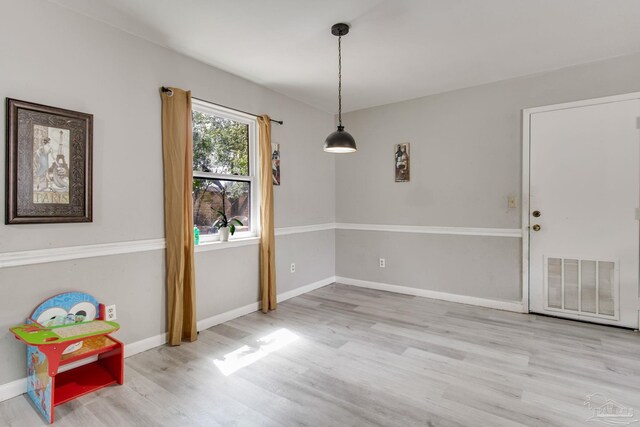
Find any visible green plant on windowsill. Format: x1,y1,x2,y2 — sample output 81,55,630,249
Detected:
212,209,243,242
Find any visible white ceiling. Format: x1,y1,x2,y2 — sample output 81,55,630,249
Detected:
49,0,640,113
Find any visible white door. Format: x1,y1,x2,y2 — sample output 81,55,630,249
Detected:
528,96,640,328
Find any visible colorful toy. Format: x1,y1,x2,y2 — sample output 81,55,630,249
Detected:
10,292,123,423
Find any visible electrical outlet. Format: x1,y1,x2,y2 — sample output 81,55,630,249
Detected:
290,263,296,273
105,304,117,321
379,258,386,268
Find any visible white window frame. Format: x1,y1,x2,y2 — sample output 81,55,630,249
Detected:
192,99,260,242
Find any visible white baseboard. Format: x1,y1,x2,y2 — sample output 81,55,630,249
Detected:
276,276,336,303
0,378,27,403
335,276,525,313
197,276,335,331
124,332,169,358
0,276,335,403
197,302,261,332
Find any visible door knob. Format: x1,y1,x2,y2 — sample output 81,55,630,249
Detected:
532,224,541,231
532,210,541,217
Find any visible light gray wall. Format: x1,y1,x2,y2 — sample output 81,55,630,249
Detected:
0,0,335,386
196,229,336,320
275,231,335,294
336,231,521,301
336,52,640,301
0,251,165,384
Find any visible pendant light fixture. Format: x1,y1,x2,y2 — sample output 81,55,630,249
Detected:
324,23,357,153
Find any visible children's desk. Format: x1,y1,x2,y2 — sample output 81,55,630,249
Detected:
10,292,124,423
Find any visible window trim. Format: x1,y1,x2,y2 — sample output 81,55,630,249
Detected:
192,99,260,242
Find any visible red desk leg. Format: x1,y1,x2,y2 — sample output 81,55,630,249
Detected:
37,340,81,377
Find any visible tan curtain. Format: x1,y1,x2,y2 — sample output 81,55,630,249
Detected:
161,87,197,345
258,115,277,313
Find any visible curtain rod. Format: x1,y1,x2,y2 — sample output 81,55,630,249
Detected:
161,87,283,125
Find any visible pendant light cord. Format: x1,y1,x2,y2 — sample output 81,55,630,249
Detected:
338,34,342,127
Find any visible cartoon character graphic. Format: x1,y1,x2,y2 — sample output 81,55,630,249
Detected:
27,346,52,422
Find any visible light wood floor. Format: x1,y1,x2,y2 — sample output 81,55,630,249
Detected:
2,283,640,426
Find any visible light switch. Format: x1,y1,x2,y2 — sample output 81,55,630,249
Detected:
508,196,517,209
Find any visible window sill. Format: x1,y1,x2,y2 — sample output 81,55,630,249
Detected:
194,236,260,253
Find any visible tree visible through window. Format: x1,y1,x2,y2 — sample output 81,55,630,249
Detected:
192,102,257,240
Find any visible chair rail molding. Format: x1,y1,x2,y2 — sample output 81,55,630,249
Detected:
0,239,166,269
335,223,522,238
0,222,521,268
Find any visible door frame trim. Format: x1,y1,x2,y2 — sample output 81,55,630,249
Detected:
521,91,640,315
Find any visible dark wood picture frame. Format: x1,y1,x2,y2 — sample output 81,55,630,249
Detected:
6,99,93,224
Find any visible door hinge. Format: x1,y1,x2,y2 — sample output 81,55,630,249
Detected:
636,208,640,221
637,117,640,129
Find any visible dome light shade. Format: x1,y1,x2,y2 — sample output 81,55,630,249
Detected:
324,126,356,153
324,23,356,153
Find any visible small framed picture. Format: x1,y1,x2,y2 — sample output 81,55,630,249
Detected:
271,143,280,185
394,143,410,182
6,99,93,224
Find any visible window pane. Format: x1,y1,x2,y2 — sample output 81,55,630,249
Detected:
193,178,250,236
192,111,249,176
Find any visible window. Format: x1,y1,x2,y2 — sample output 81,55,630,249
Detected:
192,99,258,241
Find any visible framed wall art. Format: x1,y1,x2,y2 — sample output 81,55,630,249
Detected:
394,143,410,182
6,98,93,224
271,142,280,185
